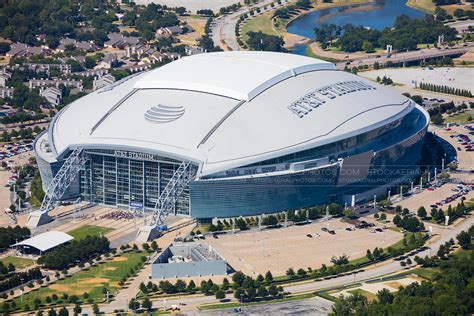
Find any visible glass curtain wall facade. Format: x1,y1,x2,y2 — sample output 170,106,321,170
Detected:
80,149,190,216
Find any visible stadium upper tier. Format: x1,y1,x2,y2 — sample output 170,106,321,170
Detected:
44,51,415,178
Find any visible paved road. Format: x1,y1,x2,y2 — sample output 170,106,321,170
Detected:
184,296,333,315
211,0,283,51
336,44,473,69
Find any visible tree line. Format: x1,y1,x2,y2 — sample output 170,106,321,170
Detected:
419,82,473,98
0,267,42,293
37,235,110,270
0,226,30,251
315,14,457,52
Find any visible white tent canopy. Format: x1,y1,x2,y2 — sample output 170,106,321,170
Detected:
13,231,73,252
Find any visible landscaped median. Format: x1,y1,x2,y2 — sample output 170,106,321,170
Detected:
199,292,316,311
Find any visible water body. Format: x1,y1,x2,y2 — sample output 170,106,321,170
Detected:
288,0,425,53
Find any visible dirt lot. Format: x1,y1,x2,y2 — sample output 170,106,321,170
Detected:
205,218,401,277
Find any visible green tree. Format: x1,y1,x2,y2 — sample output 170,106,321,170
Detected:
377,288,394,304
129,298,140,312
92,303,100,315
215,290,225,300
456,231,471,249
417,206,427,219
286,267,296,278
141,297,153,313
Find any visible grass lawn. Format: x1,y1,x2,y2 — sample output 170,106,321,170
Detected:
67,225,115,240
406,0,436,13
241,12,279,44
305,46,341,63
411,267,440,280
0,256,34,270
444,110,473,125
5,251,145,312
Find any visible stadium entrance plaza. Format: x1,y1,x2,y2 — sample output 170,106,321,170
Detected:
205,218,401,277
15,206,192,248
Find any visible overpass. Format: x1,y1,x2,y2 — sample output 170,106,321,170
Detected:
336,46,470,69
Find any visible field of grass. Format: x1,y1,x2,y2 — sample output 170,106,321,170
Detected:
411,267,440,280
305,45,341,63
5,251,145,312
444,110,473,125
0,256,34,270
406,0,436,13
67,225,115,240
241,12,279,44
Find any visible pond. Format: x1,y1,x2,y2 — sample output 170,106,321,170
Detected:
287,0,425,39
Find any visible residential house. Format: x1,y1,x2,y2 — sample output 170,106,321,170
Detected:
0,87,14,98
56,38,97,53
28,79,83,91
6,43,45,58
126,43,157,59
76,69,109,78
156,26,183,37
0,71,12,88
93,74,116,91
104,33,143,49
185,47,205,56
98,53,118,69
40,87,62,108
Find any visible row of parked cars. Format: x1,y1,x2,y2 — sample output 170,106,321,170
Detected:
449,129,474,152
430,184,471,207
0,140,33,160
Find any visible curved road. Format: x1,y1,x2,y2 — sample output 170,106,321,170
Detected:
211,0,283,51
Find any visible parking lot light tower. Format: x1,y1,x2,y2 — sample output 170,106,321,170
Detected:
387,190,391,201
373,195,376,209
420,177,423,190
400,186,403,199
411,181,414,193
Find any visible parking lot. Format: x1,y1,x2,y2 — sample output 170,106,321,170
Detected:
432,124,474,173
394,182,473,213
205,218,402,277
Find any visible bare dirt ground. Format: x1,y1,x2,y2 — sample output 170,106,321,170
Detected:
205,218,401,277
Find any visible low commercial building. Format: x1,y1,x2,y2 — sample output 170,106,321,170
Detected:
151,243,228,278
